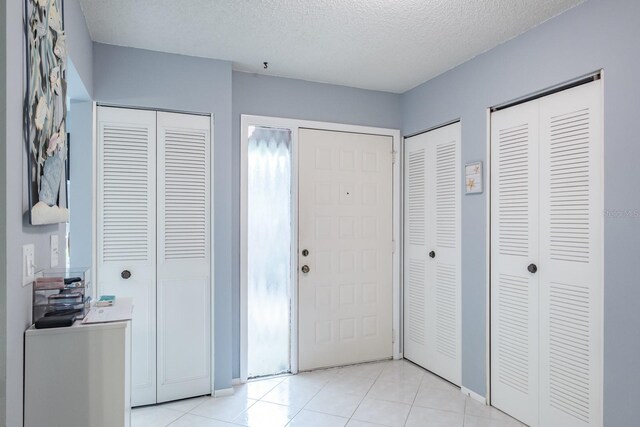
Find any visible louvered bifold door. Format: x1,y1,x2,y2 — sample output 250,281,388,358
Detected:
490,101,540,427
97,106,157,407
403,122,461,386
403,135,429,369
426,123,461,385
156,112,211,402
538,80,603,427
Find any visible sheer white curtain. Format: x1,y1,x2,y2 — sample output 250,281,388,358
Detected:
247,126,292,377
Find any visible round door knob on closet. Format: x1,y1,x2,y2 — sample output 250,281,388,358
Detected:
301,265,310,274
527,263,538,274
429,251,436,259
121,270,132,279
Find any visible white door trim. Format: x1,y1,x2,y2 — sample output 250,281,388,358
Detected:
240,114,402,382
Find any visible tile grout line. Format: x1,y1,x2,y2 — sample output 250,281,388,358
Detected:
402,369,426,427
346,362,396,426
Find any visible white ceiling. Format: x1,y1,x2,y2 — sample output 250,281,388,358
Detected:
79,0,584,93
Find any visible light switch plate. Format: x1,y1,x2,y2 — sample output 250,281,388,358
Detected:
22,244,35,286
50,235,59,267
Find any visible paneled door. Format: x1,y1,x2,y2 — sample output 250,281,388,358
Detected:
403,122,461,386
298,129,393,371
156,112,211,403
97,106,158,406
491,80,603,427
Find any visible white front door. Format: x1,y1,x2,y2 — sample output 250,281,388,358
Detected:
298,129,393,371
97,106,157,406
403,122,461,386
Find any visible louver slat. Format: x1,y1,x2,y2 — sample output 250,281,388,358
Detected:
548,109,591,263
162,130,208,261
435,263,457,359
102,125,151,262
436,142,456,249
498,124,529,257
406,259,426,345
407,149,425,246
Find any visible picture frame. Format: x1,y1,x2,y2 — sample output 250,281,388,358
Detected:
24,0,69,225
465,161,483,194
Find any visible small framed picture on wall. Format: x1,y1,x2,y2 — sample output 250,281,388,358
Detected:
465,161,483,194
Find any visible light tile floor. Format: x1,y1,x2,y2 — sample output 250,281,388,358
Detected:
133,360,525,427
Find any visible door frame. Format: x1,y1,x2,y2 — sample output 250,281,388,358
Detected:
92,104,216,397
485,72,605,421
240,114,402,382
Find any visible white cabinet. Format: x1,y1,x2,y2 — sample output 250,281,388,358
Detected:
24,321,132,427
490,80,603,427
97,106,212,406
403,122,461,386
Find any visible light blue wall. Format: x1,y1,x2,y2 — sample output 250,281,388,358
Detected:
93,43,235,389
1,0,94,424
401,0,640,424
65,0,93,97
0,1,7,422
68,100,94,269
231,71,402,377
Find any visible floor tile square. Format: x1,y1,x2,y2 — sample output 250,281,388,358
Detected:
287,409,348,427
190,395,257,422
405,406,464,427
261,381,321,408
233,401,299,427
351,397,411,427
131,406,183,427
413,386,466,414
304,388,363,418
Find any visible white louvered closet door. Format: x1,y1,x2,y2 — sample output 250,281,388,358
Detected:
538,81,603,427
427,123,461,385
403,122,461,386
491,79,603,427
403,136,428,369
97,106,157,407
156,112,211,403
490,101,540,427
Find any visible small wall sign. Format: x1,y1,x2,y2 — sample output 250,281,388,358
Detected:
465,161,483,194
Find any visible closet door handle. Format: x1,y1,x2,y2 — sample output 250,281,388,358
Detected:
527,263,538,274
429,251,436,259
121,270,132,279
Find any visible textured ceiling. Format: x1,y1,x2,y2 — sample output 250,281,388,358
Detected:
79,0,584,93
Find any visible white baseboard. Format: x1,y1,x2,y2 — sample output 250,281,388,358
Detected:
213,387,234,397
231,378,242,386
461,386,487,404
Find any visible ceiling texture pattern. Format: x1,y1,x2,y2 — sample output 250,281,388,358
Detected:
79,0,584,93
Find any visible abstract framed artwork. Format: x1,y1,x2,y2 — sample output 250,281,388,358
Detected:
24,0,69,225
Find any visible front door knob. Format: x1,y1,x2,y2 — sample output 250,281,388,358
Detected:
429,251,436,259
527,263,538,274
302,249,309,257
301,265,310,274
